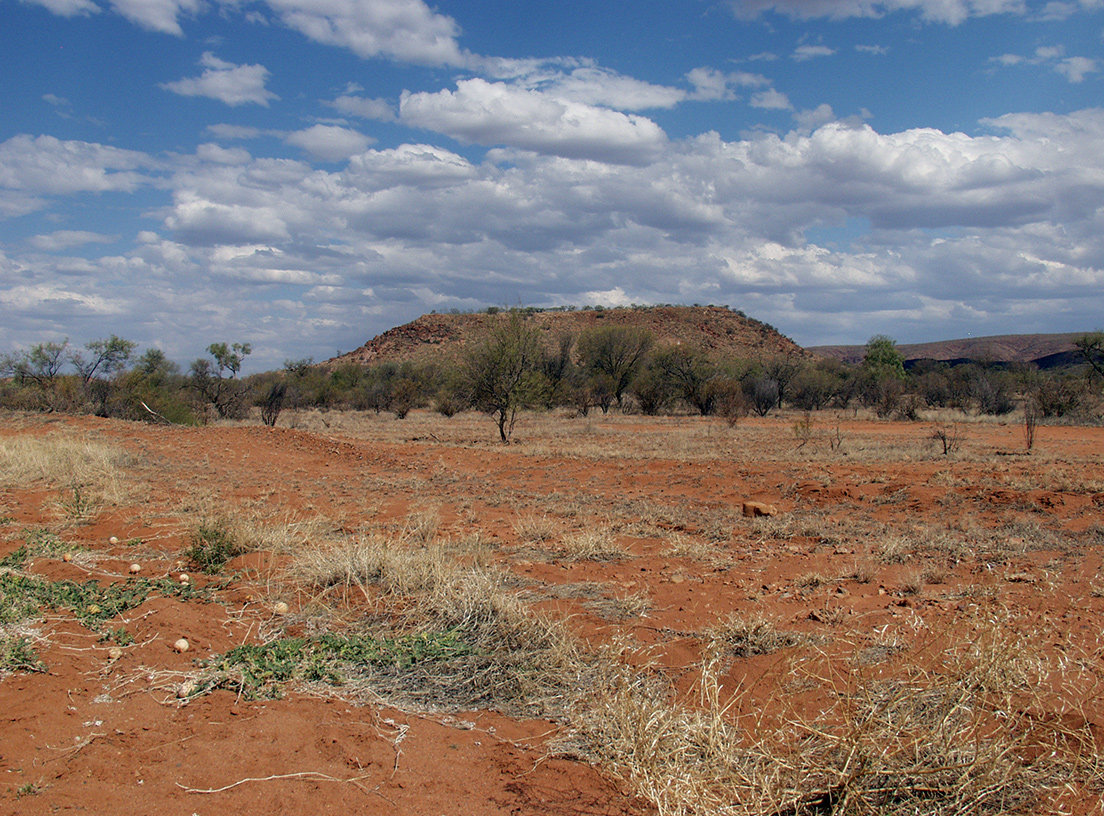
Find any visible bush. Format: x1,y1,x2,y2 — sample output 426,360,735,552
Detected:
187,520,243,573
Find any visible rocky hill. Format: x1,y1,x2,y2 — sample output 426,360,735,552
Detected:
810,333,1087,369
328,306,812,367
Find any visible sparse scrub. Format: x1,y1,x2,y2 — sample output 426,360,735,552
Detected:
1023,398,1040,451
929,421,964,455
845,561,877,584
792,412,815,448
877,535,913,564
900,568,925,595
587,591,651,621
796,571,828,591
0,529,85,568
195,630,475,700
921,564,947,585
565,628,1098,816
662,533,728,566
400,507,440,546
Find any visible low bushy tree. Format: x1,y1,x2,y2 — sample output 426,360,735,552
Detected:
653,345,718,415
464,314,546,442
577,325,653,410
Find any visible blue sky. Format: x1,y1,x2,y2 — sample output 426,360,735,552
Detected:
1,0,1102,370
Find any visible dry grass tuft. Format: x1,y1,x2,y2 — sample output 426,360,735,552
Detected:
400,506,440,546
706,611,806,658
513,512,561,544
0,433,131,490
557,528,628,562
0,434,133,520
663,533,731,567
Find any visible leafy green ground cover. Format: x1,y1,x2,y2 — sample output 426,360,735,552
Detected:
197,629,474,699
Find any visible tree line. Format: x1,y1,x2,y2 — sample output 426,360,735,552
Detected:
2,321,1103,442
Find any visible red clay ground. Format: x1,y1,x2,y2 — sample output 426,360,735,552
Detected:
2,408,1103,814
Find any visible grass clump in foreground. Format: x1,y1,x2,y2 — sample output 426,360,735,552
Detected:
281,534,587,714
203,527,1099,816
705,611,807,658
562,615,1100,816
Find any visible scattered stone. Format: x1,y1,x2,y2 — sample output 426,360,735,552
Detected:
743,501,779,518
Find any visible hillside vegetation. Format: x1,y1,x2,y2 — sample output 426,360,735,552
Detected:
329,305,811,368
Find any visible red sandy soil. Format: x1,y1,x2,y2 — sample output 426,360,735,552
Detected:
2,409,1103,814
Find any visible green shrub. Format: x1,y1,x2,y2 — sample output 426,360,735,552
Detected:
187,520,241,573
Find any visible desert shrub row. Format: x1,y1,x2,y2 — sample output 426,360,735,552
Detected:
2,323,1102,436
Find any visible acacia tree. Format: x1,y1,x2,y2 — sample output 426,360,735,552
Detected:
0,340,72,411
71,335,136,384
653,344,718,415
861,334,909,415
71,335,137,416
1,340,70,388
576,325,654,410
464,314,545,443
190,342,252,420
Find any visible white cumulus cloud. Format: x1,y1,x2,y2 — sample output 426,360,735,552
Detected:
29,231,119,251
1055,56,1098,82
400,78,668,165
793,44,837,61
751,89,793,109
328,94,397,121
260,0,470,67
0,134,151,196
285,125,373,161
21,0,100,17
109,0,203,35
727,0,1028,24
161,52,279,107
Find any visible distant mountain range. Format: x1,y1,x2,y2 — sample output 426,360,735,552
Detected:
329,308,1090,372
809,333,1088,369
